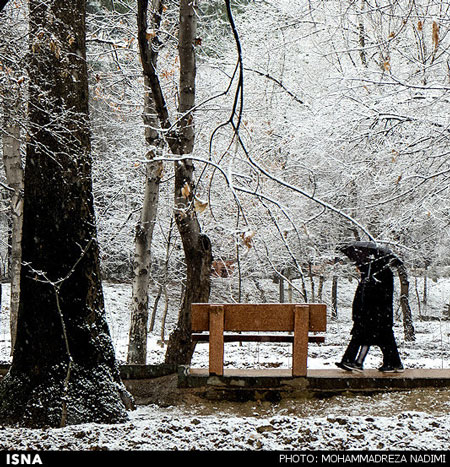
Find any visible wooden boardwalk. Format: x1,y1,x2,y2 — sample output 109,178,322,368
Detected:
180,368,450,399
1,364,449,403
187,367,450,380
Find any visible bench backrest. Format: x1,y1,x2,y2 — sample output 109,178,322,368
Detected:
191,303,326,333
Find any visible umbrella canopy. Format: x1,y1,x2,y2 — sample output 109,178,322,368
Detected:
337,241,401,269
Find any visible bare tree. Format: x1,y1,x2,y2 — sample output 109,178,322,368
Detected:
0,2,25,352
165,0,213,364
135,0,212,365
2,90,24,354
397,263,416,341
0,0,133,427
127,0,165,365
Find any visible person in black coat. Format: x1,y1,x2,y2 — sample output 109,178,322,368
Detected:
336,243,404,373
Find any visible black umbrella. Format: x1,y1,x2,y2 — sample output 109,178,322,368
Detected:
337,241,401,269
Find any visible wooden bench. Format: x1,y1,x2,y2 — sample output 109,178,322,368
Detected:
191,303,327,377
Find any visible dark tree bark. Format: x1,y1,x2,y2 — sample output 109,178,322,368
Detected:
164,0,212,365
357,0,368,67
397,264,416,342
331,275,338,318
331,257,339,318
0,0,133,428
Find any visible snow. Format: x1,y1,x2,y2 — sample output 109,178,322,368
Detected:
0,279,449,451
0,400,449,451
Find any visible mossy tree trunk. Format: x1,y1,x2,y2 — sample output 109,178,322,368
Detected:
0,0,133,428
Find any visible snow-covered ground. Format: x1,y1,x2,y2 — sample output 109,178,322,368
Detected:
0,393,449,451
0,278,449,451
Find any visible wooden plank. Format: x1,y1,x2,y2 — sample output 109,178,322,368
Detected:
192,333,325,344
191,303,209,331
224,306,294,331
209,305,224,376
309,303,327,332
192,304,323,330
192,303,327,332
293,305,309,377
192,303,294,331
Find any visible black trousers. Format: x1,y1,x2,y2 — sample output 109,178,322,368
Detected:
378,330,402,367
341,336,361,363
342,329,402,367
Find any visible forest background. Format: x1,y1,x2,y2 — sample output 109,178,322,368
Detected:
1,0,450,366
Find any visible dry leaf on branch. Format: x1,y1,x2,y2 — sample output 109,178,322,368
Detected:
242,231,255,248
194,198,208,213
181,182,191,199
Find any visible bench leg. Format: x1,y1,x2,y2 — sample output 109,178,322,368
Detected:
209,305,224,376
293,305,309,377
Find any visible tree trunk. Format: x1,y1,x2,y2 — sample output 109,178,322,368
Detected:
165,0,212,364
151,217,173,337
2,83,24,354
317,275,325,302
127,0,165,365
3,110,23,355
358,0,368,67
0,1,25,356
136,0,211,365
127,155,162,363
149,285,162,333
160,284,169,345
397,264,415,342
127,76,164,364
253,278,267,302
285,268,293,302
308,262,316,303
0,0,133,428
287,280,293,303
279,274,285,303
166,156,212,364
331,275,338,318
422,261,429,307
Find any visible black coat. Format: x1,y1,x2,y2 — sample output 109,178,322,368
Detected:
351,264,394,345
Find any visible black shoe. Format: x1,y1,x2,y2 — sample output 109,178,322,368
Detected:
335,361,362,372
335,361,351,371
345,362,364,372
378,365,405,373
